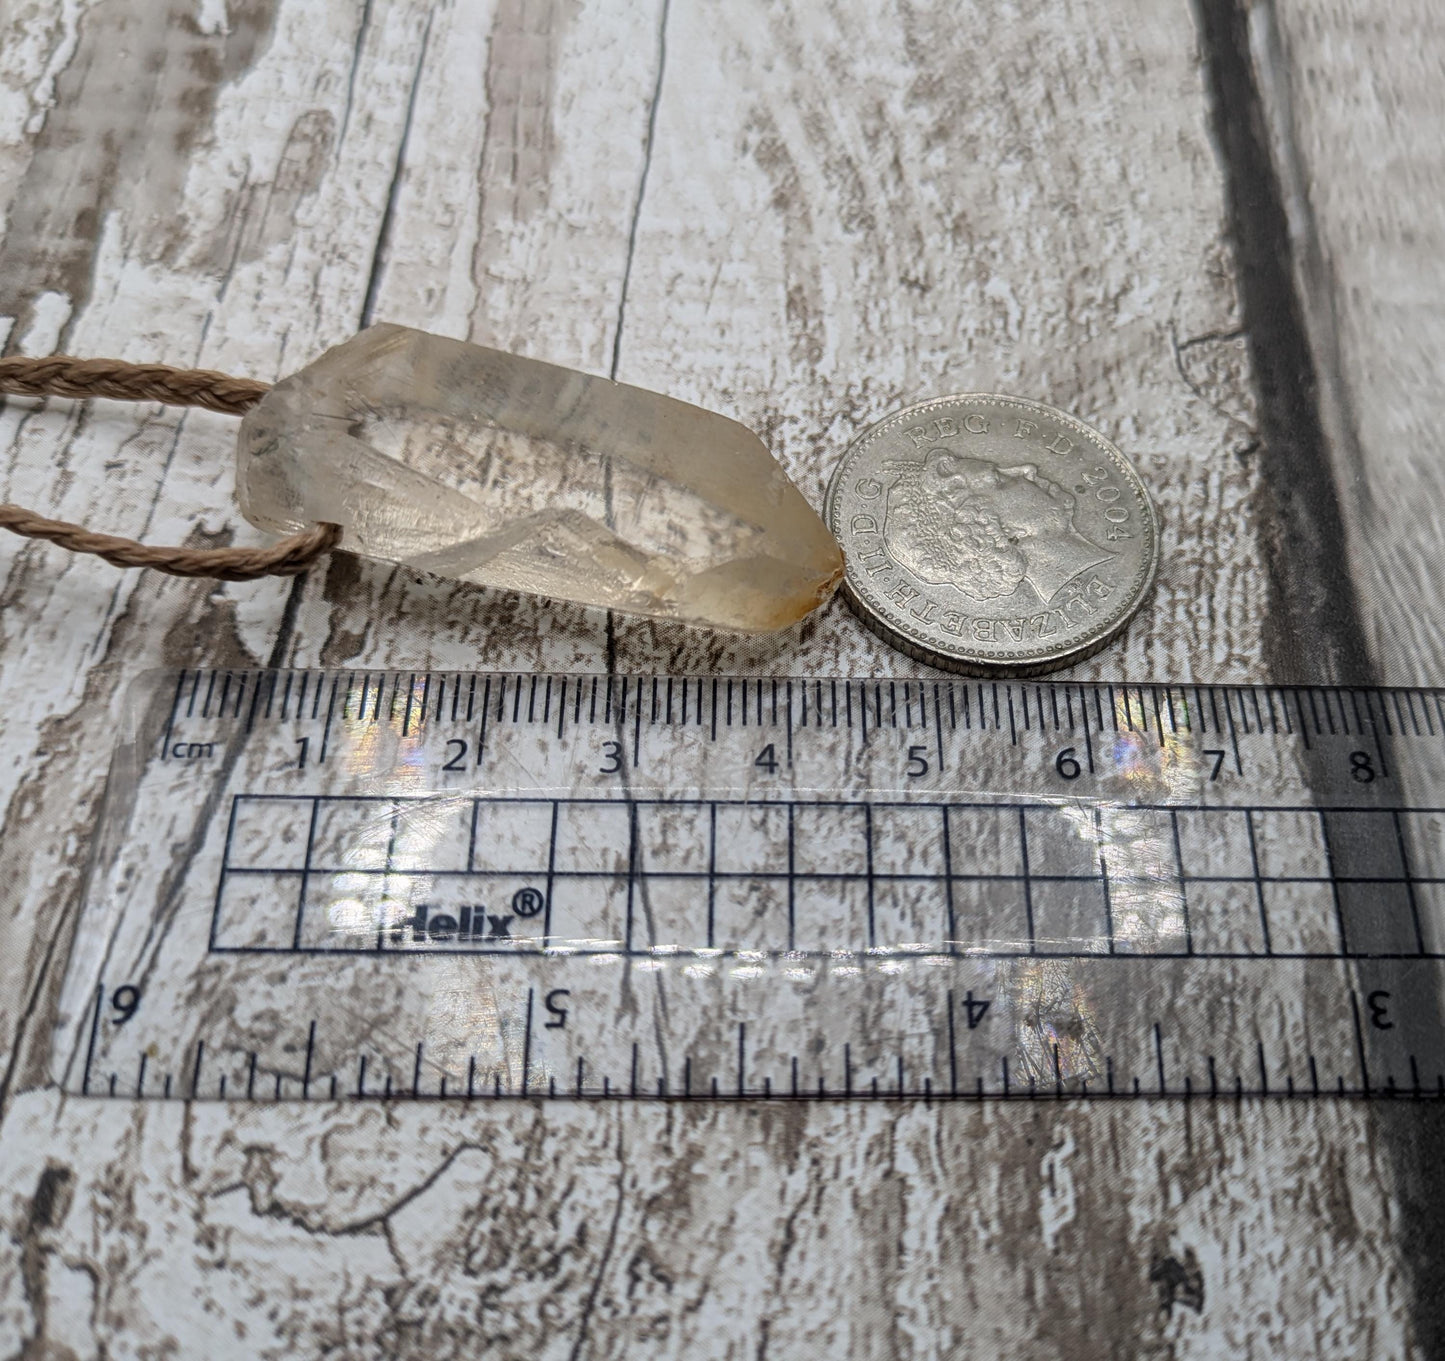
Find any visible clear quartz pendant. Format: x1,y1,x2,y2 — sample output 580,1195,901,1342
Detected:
236,324,843,631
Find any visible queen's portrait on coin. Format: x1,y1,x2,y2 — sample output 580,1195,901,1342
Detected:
882,448,1115,603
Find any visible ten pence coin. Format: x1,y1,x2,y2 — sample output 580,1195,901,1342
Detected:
825,394,1159,676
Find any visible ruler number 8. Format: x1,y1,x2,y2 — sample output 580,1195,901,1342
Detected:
1349,751,1377,783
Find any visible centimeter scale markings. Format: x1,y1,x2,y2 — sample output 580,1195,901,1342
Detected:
51,670,1445,1105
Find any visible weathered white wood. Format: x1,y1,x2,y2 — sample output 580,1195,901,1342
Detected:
0,1096,1414,1357
1263,0,1445,685
278,0,1267,688
0,0,1433,1354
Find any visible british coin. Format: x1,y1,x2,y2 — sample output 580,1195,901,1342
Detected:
825,394,1159,676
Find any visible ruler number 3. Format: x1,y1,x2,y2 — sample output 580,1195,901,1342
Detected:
599,741,625,775
1367,989,1393,1030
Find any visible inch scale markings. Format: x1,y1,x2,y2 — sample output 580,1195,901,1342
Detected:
56,670,1445,1104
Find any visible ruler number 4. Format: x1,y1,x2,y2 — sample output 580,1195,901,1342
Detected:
961,990,991,1029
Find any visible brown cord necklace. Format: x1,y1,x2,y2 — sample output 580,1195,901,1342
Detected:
0,354,338,580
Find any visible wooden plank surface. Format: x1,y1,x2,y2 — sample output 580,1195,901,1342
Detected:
1265,0,1445,686
0,0,1436,1354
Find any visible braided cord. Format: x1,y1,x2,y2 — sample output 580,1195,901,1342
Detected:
0,353,339,581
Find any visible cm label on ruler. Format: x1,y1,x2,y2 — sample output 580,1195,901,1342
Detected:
50,671,1445,1104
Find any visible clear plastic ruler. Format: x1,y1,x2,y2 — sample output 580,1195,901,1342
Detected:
49,670,1445,1102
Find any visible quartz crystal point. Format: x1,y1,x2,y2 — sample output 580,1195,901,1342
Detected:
237,324,843,630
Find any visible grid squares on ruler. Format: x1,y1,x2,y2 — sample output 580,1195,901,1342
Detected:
1252,810,1330,879
226,797,314,872
713,805,789,874
1174,810,1254,880
472,801,553,873
211,795,1445,961
791,805,869,876
1401,812,1445,878
945,807,1022,877
1320,810,1404,880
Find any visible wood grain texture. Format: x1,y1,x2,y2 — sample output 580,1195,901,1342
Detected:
0,0,1434,1354
1263,0,1445,686
0,1098,1415,1357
